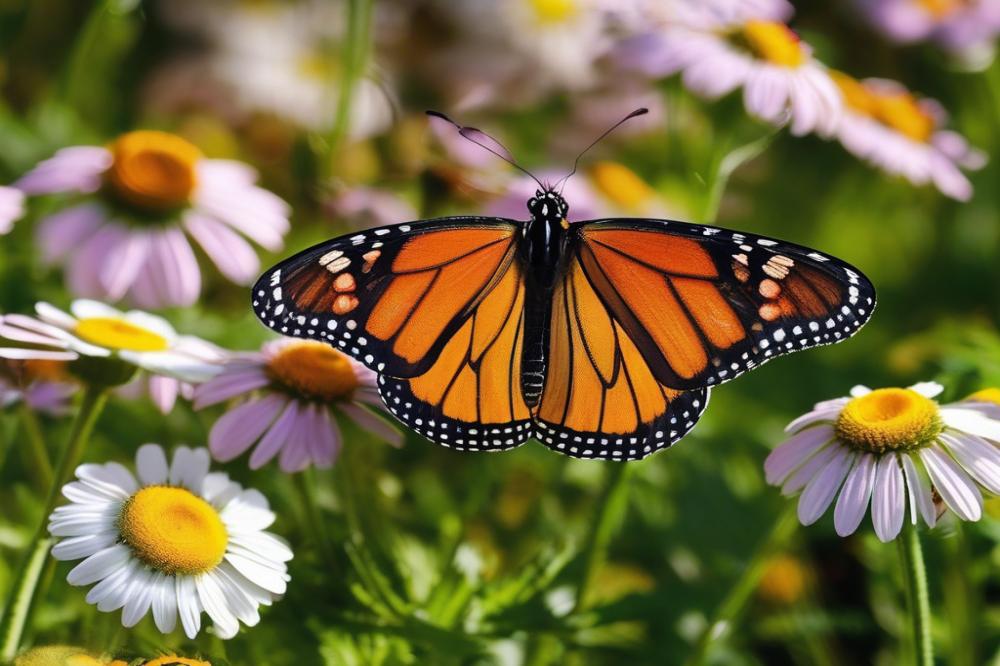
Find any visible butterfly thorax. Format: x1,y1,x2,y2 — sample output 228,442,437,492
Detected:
519,189,571,408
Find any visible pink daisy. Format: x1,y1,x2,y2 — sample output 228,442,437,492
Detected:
9,130,289,308
766,382,1000,542
0,359,76,415
0,186,25,234
857,0,1000,60
831,72,986,201
618,0,842,137
193,338,402,473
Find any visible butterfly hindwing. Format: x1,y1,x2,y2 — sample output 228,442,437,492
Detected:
376,257,534,451
534,255,710,460
574,219,876,390
252,217,519,378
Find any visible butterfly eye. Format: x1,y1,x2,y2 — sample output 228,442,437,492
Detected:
535,189,543,196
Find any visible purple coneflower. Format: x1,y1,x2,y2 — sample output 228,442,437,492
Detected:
194,338,402,473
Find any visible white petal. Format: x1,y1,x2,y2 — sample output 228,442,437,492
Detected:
69,299,123,321
51,532,117,560
121,567,155,627
872,454,906,542
849,385,871,397
901,454,937,528
764,424,835,485
197,573,240,639
783,408,840,434
76,462,137,496
834,452,876,536
176,575,202,639
229,531,294,564
169,446,211,490
940,407,1000,441
920,446,982,521
34,302,77,328
87,559,139,612
225,552,288,595
212,566,261,626
135,443,169,486
151,571,178,634
66,544,131,585
938,432,1000,495
780,440,841,495
798,447,854,525
220,489,275,532
910,381,944,398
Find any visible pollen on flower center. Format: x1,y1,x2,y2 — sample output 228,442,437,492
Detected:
118,486,228,575
267,341,359,401
530,0,576,23
106,130,201,211
835,388,942,453
740,20,805,67
73,317,170,352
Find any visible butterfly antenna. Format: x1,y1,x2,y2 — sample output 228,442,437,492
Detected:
426,110,545,190
555,107,649,194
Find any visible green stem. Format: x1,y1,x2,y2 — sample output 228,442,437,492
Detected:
572,463,632,615
0,386,108,662
293,469,336,564
898,521,933,666
685,505,798,666
18,402,53,491
323,0,374,177
701,130,778,224
944,525,975,666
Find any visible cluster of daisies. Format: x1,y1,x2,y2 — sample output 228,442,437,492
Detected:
0,298,401,640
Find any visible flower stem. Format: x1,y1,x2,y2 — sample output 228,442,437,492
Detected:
898,521,934,666
701,130,778,224
0,386,108,662
685,504,798,666
323,0,374,176
572,462,632,615
18,402,53,491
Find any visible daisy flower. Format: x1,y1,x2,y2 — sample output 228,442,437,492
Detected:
0,359,76,415
0,300,219,384
857,0,1000,62
831,72,985,200
151,0,394,135
765,382,1000,542
618,0,842,136
193,338,402,473
48,444,292,639
424,0,622,109
10,130,289,307
0,185,25,234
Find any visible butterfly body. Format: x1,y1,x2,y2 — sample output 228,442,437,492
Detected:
253,189,875,460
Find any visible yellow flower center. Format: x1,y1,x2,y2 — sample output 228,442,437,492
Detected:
831,72,935,142
835,388,942,453
741,20,805,67
106,130,201,211
267,341,359,401
529,0,576,23
966,387,1000,406
74,318,170,352
589,161,656,211
118,486,228,576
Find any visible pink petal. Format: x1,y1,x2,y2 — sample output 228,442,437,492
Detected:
919,445,982,521
938,432,1000,495
249,399,301,469
872,454,906,542
148,375,180,414
100,230,151,300
36,204,106,263
184,212,260,284
764,424,834,485
193,366,271,409
210,394,287,463
901,454,937,528
338,402,402,447
797,446,854,525
67,224,127,298
833,452,876,537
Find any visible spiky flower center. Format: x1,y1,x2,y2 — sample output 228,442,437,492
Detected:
106,130,201,211
740,21,805,67
118,486,228,576
74,317,169,352
835,388,942,453
267,341,359,401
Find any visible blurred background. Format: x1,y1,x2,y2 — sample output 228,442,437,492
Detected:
1,0,1000,664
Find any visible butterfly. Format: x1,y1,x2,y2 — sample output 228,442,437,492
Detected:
251,112,876,461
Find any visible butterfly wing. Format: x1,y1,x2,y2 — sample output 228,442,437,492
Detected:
534,254,709,460
572,219,876,390
252,217,520,378
377,256,534,451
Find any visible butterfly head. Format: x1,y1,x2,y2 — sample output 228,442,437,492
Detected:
527,189,569,226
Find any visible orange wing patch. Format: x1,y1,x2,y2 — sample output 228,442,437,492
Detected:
535,260,708,460
377,261,532,452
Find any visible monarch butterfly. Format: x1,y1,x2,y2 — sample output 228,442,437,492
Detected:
252,111,875,461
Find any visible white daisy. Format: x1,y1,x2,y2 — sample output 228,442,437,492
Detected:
48,444,292,639
830,72,985,201
618,0,842,136
0,300,219,383
766,382,1000,542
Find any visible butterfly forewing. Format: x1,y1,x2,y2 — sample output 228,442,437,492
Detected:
251,217,520,378
573,219,876,390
